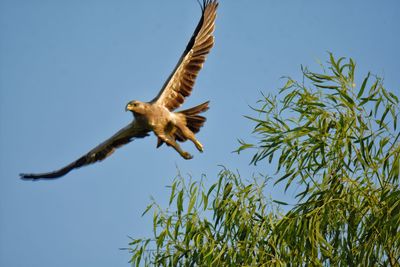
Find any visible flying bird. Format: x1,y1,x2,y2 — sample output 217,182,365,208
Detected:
20,0,218,180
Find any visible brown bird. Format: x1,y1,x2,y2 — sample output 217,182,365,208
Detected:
20,0,218,180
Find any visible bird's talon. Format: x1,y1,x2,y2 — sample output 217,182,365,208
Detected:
195,141,204,152
182,152,193,160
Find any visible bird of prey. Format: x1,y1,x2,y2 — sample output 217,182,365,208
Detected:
20,0,218,180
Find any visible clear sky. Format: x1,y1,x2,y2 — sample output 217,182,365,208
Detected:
1,0,399,266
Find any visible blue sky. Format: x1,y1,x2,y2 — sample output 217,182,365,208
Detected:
1,0,399,266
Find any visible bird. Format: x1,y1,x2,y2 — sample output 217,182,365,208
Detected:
20,0,218,180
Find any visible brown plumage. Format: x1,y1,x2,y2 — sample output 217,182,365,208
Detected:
20,0,218,180
151,1,217,111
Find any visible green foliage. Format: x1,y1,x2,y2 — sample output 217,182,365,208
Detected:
129,55,400,266
129,170,283,266
238,54,398,192
239,54,400,266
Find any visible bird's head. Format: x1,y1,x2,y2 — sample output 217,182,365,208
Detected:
125,100,147,114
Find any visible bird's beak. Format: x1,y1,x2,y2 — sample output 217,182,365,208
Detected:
125,103,132,112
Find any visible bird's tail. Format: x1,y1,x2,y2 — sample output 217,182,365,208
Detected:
179,101,209,134
156,101,210,147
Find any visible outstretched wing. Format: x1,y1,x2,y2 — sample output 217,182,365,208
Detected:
20,122,149,180
151,0,218,111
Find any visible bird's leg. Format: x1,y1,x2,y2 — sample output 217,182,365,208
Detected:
177,124,204,152
166,137,193,160
155,131,193,160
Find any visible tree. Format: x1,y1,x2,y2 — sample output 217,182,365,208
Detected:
128,54,400,266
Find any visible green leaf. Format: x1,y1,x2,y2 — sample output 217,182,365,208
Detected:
188,191,197,214
202,192,208,211
282,78,294,90
273,200,288,205
141,203,154,217
314,84,338,89
129,239,142,246
207,183,217,198
169,181,177,205
357,72,370,98
177,190,184,216
379,105,391,128
337,89,355,107
388,91,399,103
274,171,294,185
235,139,254,153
